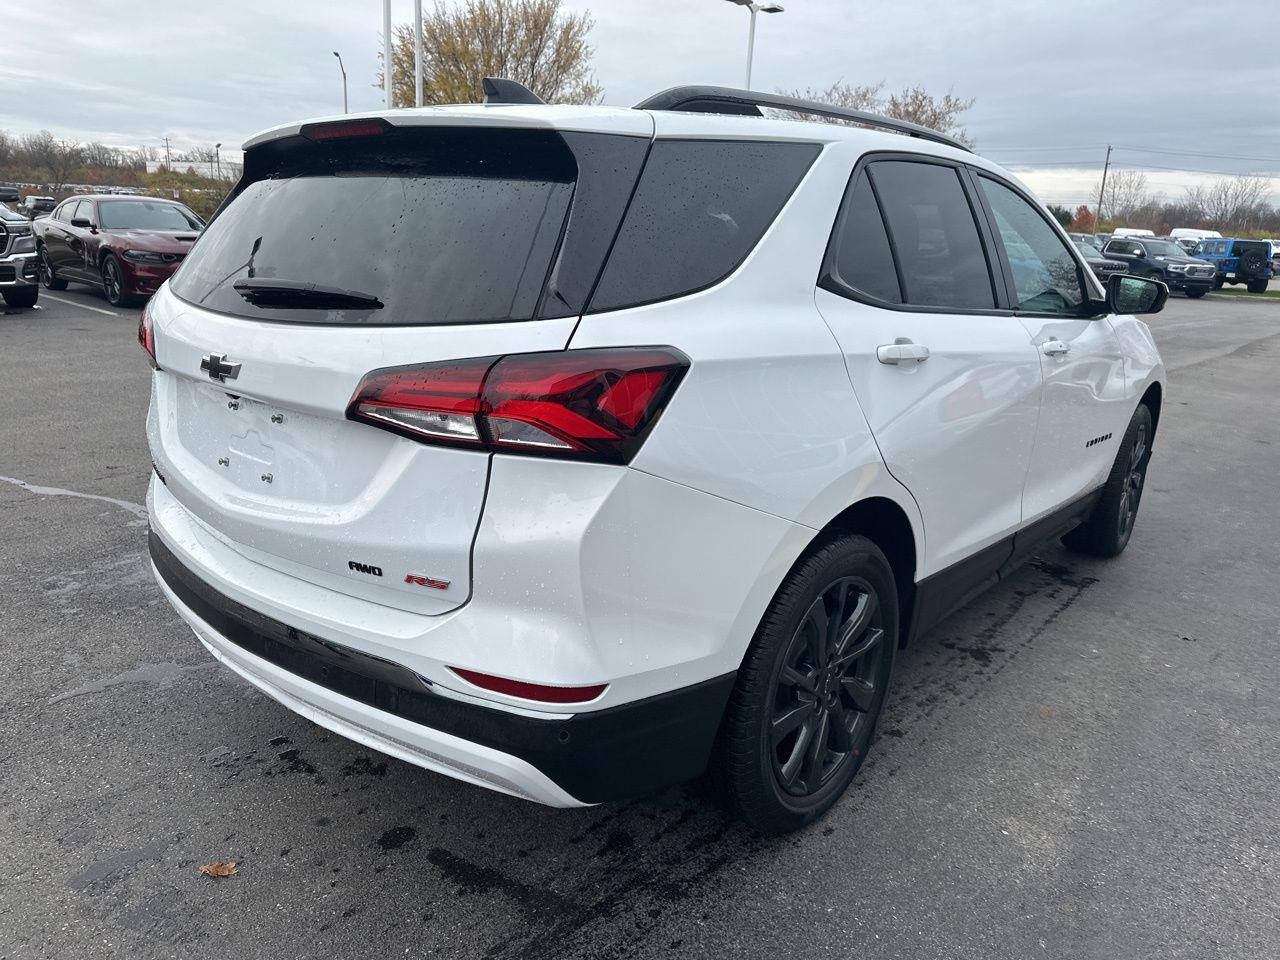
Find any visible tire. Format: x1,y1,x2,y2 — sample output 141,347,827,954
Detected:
100,253,131,307
38,246,67,290
2,286,39,308
1247,280,1269,294
713,533,898,835
1144,270,1163,283
1238,249,1267,276
1185,289,1207,299
1212,278,1224,290
1063,404,1153,558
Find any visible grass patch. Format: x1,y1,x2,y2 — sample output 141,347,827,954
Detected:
1208,287,1280,299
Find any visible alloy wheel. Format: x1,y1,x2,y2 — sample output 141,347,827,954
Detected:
39,249,54,287
1118,422,1148,539
103,259,121,304
770,576,885,797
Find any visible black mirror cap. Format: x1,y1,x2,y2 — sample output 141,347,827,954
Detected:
70,217,93,229
1106,273,1168,316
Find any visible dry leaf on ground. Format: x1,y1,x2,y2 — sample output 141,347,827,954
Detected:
198,861,237,878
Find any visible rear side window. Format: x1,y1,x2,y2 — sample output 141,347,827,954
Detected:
588,139,820,313
171,127,645,326
867,160,995,310
828,174,902,303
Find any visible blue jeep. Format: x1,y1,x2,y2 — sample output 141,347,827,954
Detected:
1192,237,1272,293
1100,236,1218,298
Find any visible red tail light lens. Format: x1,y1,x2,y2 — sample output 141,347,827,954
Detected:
138,303,156,367
449,667,608,704
300,118,391,141
347,348,689,464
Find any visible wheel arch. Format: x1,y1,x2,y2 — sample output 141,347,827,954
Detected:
1140,380,1163,436
799,496,919,649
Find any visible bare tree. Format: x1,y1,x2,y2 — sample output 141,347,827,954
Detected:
1185,175,1273,233
775,80,884,123
1095,169,1154,224
46,140,83,192
775,81,974,146
82,142,122,169
382,0,601,107
883,86,975,148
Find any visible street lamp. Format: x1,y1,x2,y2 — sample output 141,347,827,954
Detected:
214,143,221,180
723,0,784,89
332,51,348,114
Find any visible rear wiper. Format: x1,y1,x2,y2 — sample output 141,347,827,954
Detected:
232,278,383,310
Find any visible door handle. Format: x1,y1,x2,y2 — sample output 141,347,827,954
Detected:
1042,339,1070,357
877,338,930,365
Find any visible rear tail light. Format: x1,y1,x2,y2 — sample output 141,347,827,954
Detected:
347,348,689,464
448,667,608,704
138,303,157,367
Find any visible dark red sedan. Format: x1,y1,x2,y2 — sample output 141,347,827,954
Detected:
33,196,203,306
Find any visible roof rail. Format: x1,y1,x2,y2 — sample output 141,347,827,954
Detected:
482,77,545,105
633,85,971,153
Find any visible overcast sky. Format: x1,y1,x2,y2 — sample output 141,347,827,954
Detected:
3,0,1278,207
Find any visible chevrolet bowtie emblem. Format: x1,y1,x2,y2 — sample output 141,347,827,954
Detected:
200,353,241,383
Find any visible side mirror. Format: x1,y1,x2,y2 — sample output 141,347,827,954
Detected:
71,217,93,229
1107,273,1167,315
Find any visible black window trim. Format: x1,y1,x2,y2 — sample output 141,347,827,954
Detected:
964,166,1103,321
818,150,1017,317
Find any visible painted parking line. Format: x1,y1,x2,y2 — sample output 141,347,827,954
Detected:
39,294,118,317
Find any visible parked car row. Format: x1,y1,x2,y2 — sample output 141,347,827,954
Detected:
1070,229,1272,295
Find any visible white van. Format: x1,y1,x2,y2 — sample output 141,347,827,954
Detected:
1113,227,1156,238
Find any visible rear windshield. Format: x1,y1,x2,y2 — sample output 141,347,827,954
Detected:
588,139,820,313
170,127,644,326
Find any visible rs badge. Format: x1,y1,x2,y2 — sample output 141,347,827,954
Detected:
405,574,450,590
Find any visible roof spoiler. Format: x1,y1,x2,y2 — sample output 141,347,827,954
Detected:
633,85,971,153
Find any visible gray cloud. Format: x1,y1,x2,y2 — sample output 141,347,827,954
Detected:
2,0,1277,196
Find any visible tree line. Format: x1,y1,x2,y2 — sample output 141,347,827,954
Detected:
0,129,226,194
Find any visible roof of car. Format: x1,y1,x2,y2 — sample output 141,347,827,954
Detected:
62,194,186,205
242,101,1017,187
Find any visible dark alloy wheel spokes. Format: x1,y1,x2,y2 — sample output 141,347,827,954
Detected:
103,261,121,303
1118,423,1148,537
39,250,53,286
771,577,885,797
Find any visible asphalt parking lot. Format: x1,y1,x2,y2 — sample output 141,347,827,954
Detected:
2,285,1278,960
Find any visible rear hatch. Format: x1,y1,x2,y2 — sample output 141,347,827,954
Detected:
148,115,652,615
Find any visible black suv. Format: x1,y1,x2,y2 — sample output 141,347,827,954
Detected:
1101,237,1217,298
1191,237,1272,293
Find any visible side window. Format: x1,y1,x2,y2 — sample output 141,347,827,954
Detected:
866,160,995,310
1134,243,1149,259
65,201,84,222
589,139,821,313
54,202,73,222
977,177,1085,315
828,173,902,304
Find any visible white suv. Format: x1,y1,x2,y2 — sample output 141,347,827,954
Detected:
144,83,1166,834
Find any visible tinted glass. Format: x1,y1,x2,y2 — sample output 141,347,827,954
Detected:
978,177,1086,315
99,201,201,231
59,201,81,222
1143,240,1184,257
172,128,579,325
867,161,994,309
830,173,901,303
589,139,820,313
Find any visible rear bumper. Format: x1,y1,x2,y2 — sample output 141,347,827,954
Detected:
0,251,38,288
150,529,736,806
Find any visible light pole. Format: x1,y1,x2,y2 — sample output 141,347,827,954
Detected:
383,0,393,108
414,0,424,107
332,51,348,114
723,0,784,89
214,143,221,180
